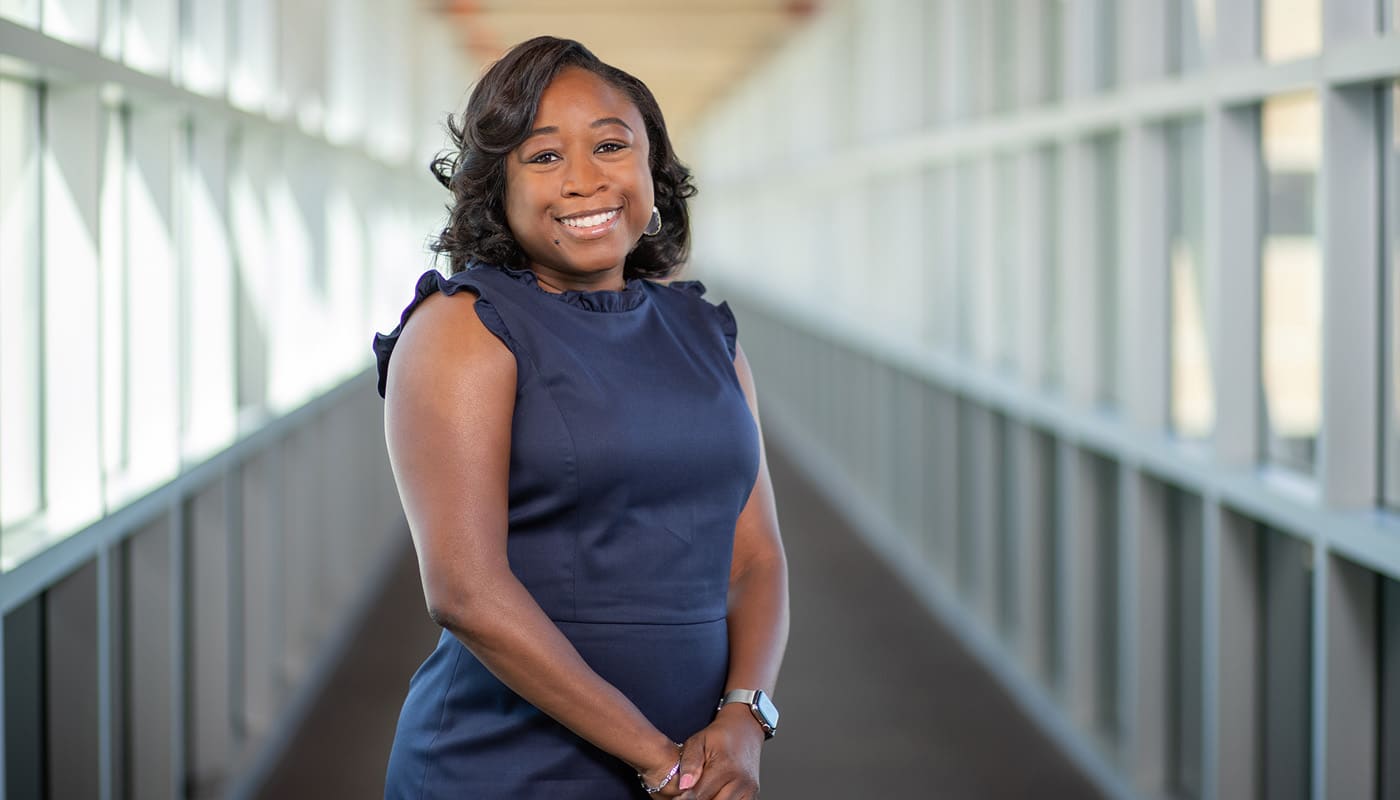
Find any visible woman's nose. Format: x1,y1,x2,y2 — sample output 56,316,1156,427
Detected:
561,157,607,197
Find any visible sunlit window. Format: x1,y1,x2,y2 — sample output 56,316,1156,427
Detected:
992,0,1016,113
1388,84,1400,508
0,0,39,25
0,80,42,535
956,162,978,355
1044,0,1065,104
1262,0,1321,62
1094,0,1120,91
1167,0,1214,74
1260,92,1322,475
995,154,1017,370
1093,133,1120,409
1041,146,1063,390
1167,118,1214,440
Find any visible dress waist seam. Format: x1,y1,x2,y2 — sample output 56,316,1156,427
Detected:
550,615,726,627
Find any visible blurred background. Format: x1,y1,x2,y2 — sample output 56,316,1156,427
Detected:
2,0,1399,798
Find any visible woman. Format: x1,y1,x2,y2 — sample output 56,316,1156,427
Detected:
372,36,789,799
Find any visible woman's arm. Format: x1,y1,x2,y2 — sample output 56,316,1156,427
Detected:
383,289,682,790
676,342,791,799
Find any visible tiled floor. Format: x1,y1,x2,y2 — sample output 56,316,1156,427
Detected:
253,437,1103,799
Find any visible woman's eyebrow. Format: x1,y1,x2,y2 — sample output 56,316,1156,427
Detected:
524,118,631,140
590,117,632,132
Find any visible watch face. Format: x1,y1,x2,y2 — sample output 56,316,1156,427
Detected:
754,691,779,729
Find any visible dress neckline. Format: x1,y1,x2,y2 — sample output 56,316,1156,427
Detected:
484,262,648,313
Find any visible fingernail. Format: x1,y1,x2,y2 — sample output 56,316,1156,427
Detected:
679,774,696,791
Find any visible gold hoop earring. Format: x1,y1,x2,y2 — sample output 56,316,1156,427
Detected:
643,206,662,237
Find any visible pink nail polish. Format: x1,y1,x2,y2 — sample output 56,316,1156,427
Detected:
678,774,696,791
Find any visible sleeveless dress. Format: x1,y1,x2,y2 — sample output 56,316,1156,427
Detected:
372,261,761,799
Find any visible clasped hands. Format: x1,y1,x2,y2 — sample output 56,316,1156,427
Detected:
640,704,766,800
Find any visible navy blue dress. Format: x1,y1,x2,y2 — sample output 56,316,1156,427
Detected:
372,261,761,799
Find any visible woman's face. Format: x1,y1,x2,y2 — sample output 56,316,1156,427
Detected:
504,66,654,284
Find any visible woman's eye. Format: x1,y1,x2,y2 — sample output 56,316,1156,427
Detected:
596,142,625,154
530,152,559,164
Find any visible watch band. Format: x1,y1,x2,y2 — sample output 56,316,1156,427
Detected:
718,688,759,709
717,688,778,739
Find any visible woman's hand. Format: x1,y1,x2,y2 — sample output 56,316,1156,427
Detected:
673,705,766,799
635,741,687,797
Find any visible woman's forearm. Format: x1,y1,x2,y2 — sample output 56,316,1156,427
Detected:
436,572,678,775
722,554,790,697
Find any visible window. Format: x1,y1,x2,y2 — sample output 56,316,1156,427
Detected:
1044,0,1065,104
0,80,42,537
1092,133,1121,409
1388,84,1400,508
1260,92,1322,475
1262,0,1321,62
995,154,1018,370
0,0,38,25
1167,0,1214,75
1094,0,1120,91
1167,118,1213,440
1041,145,1063,390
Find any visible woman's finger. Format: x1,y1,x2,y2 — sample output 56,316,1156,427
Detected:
676,733,706,793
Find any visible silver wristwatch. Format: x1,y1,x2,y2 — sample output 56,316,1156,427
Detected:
717,688,779,739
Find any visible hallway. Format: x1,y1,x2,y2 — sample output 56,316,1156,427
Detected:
250,434,1103,799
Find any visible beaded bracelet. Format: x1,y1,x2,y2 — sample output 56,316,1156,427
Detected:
637,744,683,795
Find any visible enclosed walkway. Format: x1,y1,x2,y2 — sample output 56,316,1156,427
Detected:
247,432,1105,800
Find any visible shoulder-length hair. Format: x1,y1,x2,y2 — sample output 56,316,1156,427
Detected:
428,36,697,279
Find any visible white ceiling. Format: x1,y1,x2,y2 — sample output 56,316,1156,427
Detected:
433,0,822,143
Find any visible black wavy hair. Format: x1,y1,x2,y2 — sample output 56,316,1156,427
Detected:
428,36,697,279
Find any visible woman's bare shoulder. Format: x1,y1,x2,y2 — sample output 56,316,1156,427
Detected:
384,286,516,402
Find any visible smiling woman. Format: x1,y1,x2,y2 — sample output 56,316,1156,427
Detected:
427,37,695,284
372,36,789,800
503,68,656,283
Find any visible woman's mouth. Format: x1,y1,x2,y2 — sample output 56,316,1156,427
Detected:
556,208,621,239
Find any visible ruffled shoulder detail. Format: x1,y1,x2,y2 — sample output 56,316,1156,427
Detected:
371,267,521,399
664,279,708,298
714,300,738,360
490,262,648,313
660,278,736,360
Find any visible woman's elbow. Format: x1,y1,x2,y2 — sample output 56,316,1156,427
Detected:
421,575,481,635
426,598,465,632
422,571,509,641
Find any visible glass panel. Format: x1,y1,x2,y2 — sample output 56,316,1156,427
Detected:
1167,0,1214,74
1044,0,1065,104
956,162,978,355
996,154,1017,369
1382,574,1400,798
1168,118,1214,440
1260,92,1321,474
230,130,271,417
184,122,237,461
118,108,181,500
992,0,1016,113
1165,487,1204,797
1260,529,1312,799
1262,0,1321,62
1390,85,1400,508
1090,453,1120,744
1093,133,1120,408
99,107,126,487
1095,0,1120,91
0,0,39,25
0,80,42,533
125,0,176,76
183,0,228,96
1041,145,1062,389
42,0,101,46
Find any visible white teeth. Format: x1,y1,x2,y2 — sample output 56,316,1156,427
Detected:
560,209,618,229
